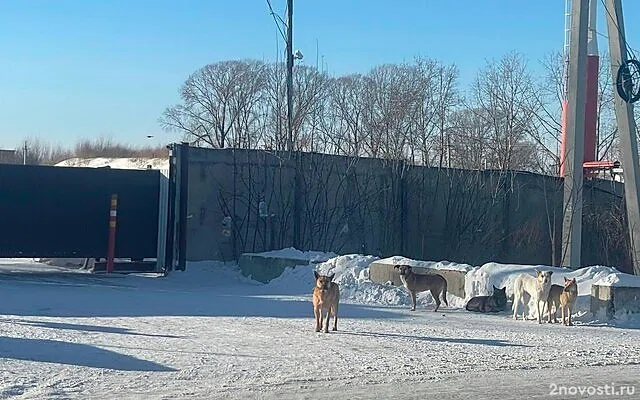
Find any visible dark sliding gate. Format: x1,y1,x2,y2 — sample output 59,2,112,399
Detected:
0,142,190,273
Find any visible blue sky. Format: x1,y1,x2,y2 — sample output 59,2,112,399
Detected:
0,0,638,149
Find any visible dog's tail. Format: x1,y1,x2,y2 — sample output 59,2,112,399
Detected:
442,278,449,306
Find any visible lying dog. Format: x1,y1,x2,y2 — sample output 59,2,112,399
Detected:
546,284,564,323
512,270,553,323
559,277,578,326
394,265,448,312
465,285,507,313
312,271,340,333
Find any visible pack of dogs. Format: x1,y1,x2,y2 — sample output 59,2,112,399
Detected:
312,265,579,333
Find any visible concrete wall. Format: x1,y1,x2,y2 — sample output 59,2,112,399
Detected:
591,285,640,318
238,253,321,283
368,261,467,298
185,148,631,273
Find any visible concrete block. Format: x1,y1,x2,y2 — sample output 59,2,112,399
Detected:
369,260,467,298
238,253,325,283
591,284,640,318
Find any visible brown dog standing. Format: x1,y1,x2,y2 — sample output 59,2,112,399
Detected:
394,265,448,312
546,284,564,323
559,277,578,326
312,271,340,333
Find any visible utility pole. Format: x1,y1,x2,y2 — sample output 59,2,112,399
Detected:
23,141,27,165
605,0,640,275
286,0,294,153
285,0,301,249
561,0,589,268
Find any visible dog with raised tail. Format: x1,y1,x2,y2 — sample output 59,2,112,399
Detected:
394,265,448,312
312,271,340,333
512,270,553,324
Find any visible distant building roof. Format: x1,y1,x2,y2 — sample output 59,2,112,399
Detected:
0,149,17,164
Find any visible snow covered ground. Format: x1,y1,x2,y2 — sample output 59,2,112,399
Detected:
54,157,169,170
1,256,640,399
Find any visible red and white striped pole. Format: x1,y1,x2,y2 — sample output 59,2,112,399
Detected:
559,0,598,177
106,194,118,274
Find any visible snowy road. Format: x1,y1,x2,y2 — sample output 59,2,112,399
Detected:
258,365,640,399
1,259,640,399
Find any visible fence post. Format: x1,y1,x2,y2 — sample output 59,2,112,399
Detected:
107,194,118,273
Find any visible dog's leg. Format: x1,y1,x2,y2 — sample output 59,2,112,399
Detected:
432,289,441,312
410,291,417,311
536,299,542,324
568,305,573,326
331,304,338,331
314,306,321,332
512,291,519,320
323,307,330,333
547,299,553,323
561,305,566,326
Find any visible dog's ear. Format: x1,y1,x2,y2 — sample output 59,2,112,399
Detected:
564,277,569,283
393,265,399,270
535,269,541,276
493,285,498,291
328,273,335,281
548,271,553,276
314,270,319,279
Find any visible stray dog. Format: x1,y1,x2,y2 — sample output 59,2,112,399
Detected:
394,265,448,312
512,270,553,323
465,285,508,313
546,284,564,323
559,277,578,326
312,271,340,333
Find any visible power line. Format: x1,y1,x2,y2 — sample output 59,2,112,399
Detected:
599,0,637,60
266,0,287,42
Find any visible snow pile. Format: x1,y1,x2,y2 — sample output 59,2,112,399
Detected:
262,254,457,308
0,258,89,274
593,272,640,287
55,157,169,170
464,262,619,318
165,260,261,288
246,247,337,263
376,255,473,272
318,254,412,306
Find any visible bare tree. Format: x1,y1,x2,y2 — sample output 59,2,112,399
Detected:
160,60,268,148
291,65,331,151
414,58,459,167
359,63,424,160
322,74,366,156
467,52,540,171
17,137,71,165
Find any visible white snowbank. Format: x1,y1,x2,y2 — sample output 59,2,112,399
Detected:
245,247,337,262
376,255,473,272
464,262,620,319
593,272,640,287
261,254,465,308
0,258,90,274
465,262,617,299
55,157,169,170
